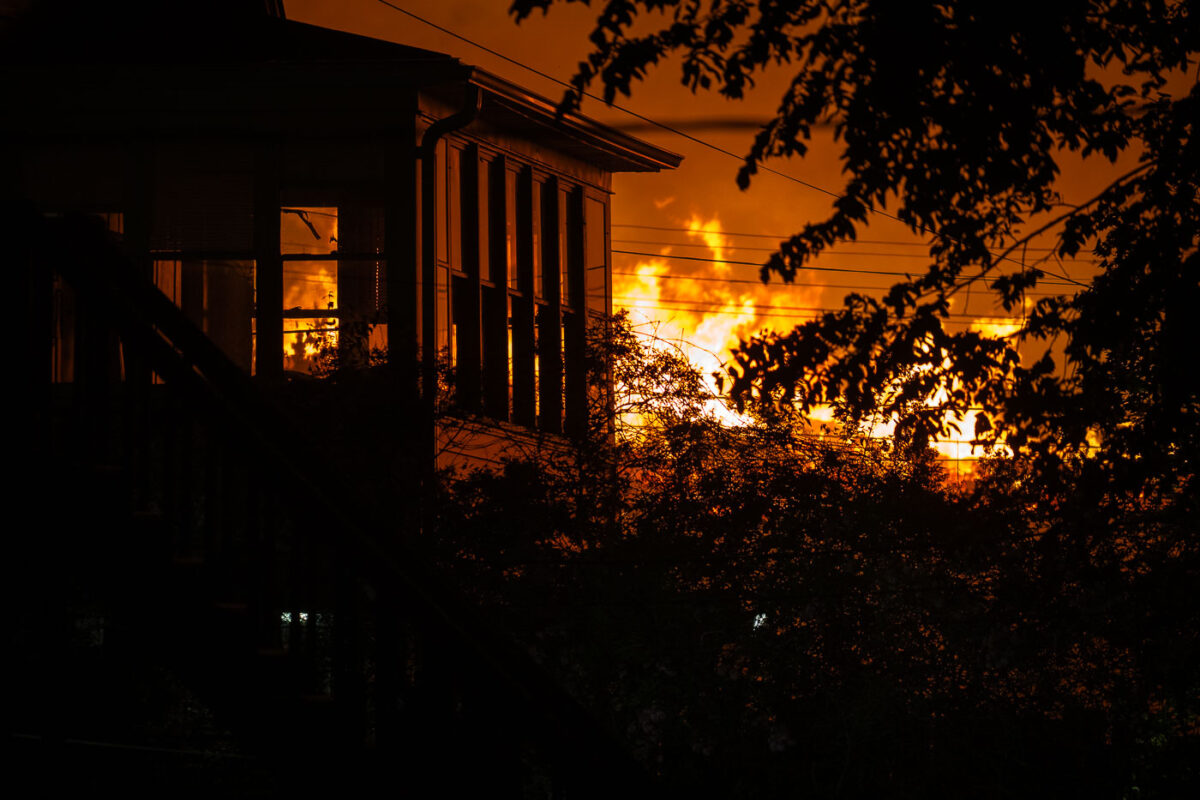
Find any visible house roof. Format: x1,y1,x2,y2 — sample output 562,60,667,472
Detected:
1,1,681,173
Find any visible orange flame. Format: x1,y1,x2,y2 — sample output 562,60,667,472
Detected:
615,213,823,425
614,211,1024,476
281,208,339,374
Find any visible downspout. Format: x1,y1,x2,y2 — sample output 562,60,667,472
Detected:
418,82,482,473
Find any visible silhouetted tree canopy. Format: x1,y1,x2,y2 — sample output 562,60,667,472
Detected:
495,3,1199,795
512,0,1199,482
432,314,1198,797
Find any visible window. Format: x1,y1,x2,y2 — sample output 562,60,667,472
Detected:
278,206,385,375
439,143,608,436
585,197,608,315
506,166,520,292
148,151,257,374
48,213,126,383
281,206,338,374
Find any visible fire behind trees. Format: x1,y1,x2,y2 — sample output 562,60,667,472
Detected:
459,3,1199,793
431,313,1198,799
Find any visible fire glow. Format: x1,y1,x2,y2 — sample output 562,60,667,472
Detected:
615,214,822,426
281,207,340,374
613,212,1023,474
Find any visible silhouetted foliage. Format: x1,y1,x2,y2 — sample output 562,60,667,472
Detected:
513,0,1198,474
488,4,1200,793
430,314,1200,797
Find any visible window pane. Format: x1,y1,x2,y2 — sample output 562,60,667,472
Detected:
280,207,337,255
482,284,508,420
585,197,607,313
530,174,542,299
506,167,519,291
512,296,536,427
436,140,448,265
154,259,180,305
537,304,562,433
559,187,570,305
436,264,449,355
159,258,254,372
335,259,386,370
478,155,491,283
565,189,584,310
539,178,557,300
206,260,255,371
284,260,337,312
449,145,463,271
283,317,338,375
507,296,515,412
452,274,480,409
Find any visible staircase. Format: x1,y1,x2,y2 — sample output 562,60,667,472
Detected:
12,210,646,797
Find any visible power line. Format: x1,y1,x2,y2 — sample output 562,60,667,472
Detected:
375,0,847,202
613,249,1085,287
612,223,1080,253
375,1,1094,287
611,270,1079,296
611,238,1099,264
614,249,913,277
614,295,1028,321
616,272,902,291
616,222,860,240
616,299,1025,328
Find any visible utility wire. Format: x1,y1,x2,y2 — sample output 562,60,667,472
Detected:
612,223,1081,252
614,250,1083,287
612,262,1085,289
612,271,1076,296
376,1,1098,288
376,0,843,201
614,295,1027,321
611,238,1098,263
616,301,1023,328
374,0,1099,307
614,249,914,277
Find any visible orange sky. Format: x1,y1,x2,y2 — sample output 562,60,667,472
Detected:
284,0,1134,467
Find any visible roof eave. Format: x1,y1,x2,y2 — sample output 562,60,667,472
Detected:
467,68,682,173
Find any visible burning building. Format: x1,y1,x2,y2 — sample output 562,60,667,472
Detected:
7,0,679,794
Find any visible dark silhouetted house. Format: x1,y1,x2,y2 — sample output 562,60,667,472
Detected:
6,1,679,794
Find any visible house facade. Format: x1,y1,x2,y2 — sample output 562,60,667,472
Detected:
7,1,679,794
7,0,678,446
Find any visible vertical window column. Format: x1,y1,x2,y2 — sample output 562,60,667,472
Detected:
585,196,609,317
537,177,563,434
482,156,509,420
510,167,537,427
584,194,614,426
453,145,482,410
563,188,587,437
